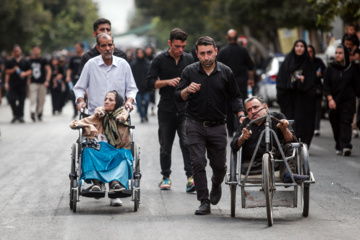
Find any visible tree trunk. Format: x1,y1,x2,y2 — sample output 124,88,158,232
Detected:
309,29,322,53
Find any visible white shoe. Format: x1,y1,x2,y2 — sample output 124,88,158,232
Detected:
352,129,359,138
336,150,342,155
314,130,320,136
110,198,122,206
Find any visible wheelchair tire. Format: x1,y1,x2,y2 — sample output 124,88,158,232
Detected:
134,189,140,212
70,144,76,210
263,153,273,227
302,183,310,217
72,189,77,213
230,150,237,217
300,144,310,217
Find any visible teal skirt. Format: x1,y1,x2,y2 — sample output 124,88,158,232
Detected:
80,142,133,189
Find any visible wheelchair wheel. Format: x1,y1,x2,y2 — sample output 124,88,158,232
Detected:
263,153,273,226
301,144,310,217
230,150,237,217
134,189,140,212
70,144,76,210
132,144,141,212
72,189,77,213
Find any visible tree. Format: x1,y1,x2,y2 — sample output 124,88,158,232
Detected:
0,0,98,53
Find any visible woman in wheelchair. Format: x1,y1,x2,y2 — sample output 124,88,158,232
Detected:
70,90,133,192
230,96,309,184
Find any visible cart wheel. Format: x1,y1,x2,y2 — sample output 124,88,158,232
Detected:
263,153,273,226
70,144,76,210
72,189,77,213
230,150,237,217
302,183,310,217
134,189,140,212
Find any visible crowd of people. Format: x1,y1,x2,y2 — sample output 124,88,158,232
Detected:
1,17,360,214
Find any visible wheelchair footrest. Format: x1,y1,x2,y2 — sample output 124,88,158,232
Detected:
81,190,106,198
108,190,132,198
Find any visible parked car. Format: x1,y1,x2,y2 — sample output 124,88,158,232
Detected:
257,54,284,106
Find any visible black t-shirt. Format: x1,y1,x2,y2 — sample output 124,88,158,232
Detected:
5,57,31,87
68,55,81,84
30,57,49,84
146,51,194,112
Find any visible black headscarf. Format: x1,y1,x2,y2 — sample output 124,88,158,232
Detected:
276,40,316,92
329,44,351,71
102,90,124,147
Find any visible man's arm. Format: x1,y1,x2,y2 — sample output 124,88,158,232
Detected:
124,63,138,111
277,119,294,143
73,62,90,110
44,64,52,87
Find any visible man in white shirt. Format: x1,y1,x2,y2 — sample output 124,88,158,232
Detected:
73,33,138,207
74,33,138,115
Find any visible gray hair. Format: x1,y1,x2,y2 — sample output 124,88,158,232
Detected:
96,33,113,46
244,95,266,105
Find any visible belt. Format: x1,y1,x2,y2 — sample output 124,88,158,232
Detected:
186,117,226,127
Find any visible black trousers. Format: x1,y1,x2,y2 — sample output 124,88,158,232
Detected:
329,107,354,151
157,110,192,178
8,85,27,118
186,121,227,202
314,94,322,131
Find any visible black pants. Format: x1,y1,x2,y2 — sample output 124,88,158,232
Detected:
186,121,227,202
314,94,322,131
329,108,354,151
8,85,27,118
158,110,192,178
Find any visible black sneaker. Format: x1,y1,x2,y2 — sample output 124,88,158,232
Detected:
38,113,42,121
283,173,309,184
18,117,25,123
110,181,126,192
11,117,17,123
31,113,36,122
195,200,211,215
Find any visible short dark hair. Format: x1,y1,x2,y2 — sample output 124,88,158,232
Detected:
96,33,113,46
169,28,188,42
76,42,84,49
244,96,266,105
93,18,111,32
195,36,216,50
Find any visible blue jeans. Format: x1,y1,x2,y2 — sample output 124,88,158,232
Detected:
158,110,192,178
136,92,150,119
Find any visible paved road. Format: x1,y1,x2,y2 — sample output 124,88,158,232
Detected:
0,95,359,240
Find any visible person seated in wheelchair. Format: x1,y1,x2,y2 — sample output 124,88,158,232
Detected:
230,96,309,184
70,90,133,192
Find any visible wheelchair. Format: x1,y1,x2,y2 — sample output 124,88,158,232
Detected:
69,108,141,213
225,112,315,226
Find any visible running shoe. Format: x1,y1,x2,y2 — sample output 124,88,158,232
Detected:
186,177,196,192
159,177,171,190
342,148,351,156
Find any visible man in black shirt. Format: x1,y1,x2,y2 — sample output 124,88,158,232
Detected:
218,29,255,137
175,36,245,215
146,28,194,192
29,45,52,122
230,96,309,184
5,45,32,123
66,42,84,118
78,18,127,74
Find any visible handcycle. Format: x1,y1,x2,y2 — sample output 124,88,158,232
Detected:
69,108,141,213
225,111,315,226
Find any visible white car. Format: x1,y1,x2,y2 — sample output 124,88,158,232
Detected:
258,55,284,106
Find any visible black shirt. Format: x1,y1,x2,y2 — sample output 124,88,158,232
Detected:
68,55,82,84
29,57,49,84
131,57,150,94
230,112,289,161
175,61,244,121
5,57,31,87
217,43,254,80
78,46,127,74
146,50,194,112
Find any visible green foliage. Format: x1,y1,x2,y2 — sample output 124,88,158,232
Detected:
0,0,98,54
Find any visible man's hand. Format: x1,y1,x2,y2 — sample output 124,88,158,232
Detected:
77,98,86,111
240,128,252,141
125,98,134,111
276,119,289,131
88,125,99,137
187,82,201,94
168,77,180,87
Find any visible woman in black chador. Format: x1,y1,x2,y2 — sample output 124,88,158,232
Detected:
323,45,360,156
276,40,317,147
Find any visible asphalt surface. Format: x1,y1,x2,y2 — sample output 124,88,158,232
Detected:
0,94,359,240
